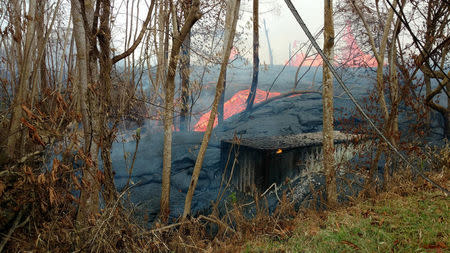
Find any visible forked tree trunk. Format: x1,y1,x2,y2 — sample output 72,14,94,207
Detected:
179,32,191,131
351,0,397,119
7,0,37,159
424,73,432,127
160,0,201,221
182,0,241,220
420,0,450,140
352,0,398,194
218,74,226,125
263,19,273,67
445,105,450,140
70,0,100,224
323,0,337,206
36,0,48,93
98,0,117,205
246,0,259,111
155,0,168,98
425,73,450,140
383,10,403,188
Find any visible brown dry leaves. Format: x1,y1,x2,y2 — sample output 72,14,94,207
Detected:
0,180,5,197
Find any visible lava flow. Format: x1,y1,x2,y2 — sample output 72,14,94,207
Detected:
286,23,378,68
194,88,281,132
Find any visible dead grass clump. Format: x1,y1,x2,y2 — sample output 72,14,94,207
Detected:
385,143,449,197
1,160,76,251
146,191,300,252
0,160,159,252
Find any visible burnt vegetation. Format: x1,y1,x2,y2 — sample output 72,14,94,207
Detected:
0,0,449,252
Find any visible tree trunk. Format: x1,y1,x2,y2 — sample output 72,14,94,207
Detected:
323,0,336,206
246,0,259,111
263,19,273,67
383,11,403,188
179,32,191,131
288,43,291,66
424,74,432,127
71,0,100,224
7,0,37,159
352,0,398,193
352,0,398,122
182,0,241,220
423,1,434,128
36,0,48,93
160,0,201,222
155,0,168,101
425,75,450,140
445,104,450,140
445,77,450,140
98,0,117,205
218,74,226,125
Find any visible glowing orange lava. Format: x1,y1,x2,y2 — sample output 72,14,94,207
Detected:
286,23,379,68
194,88,282,132
276,149,282,154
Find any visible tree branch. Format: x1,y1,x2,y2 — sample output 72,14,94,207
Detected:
112,0,155,64
351,0,381,63
425,77,449,115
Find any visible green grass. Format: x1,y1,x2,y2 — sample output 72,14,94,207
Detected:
244,189,449,252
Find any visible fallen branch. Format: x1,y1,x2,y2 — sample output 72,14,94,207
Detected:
122,129,141,192
198,215,236,235
239,182,281,208
148,221,188,233
8,151,43,170
0,208,29,252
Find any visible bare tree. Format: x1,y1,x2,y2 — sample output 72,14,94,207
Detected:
263,19,273,67
179,1,192,132
383,4,404,187
36,0,48,93
7,0,37,159
160,0,202,221
182,0,241,220
218,74,226,125
70,0,101,224
323,0,337,206
411,0,450,139
179,33,191,131
351,0,397,122
346,0,400,193
70,0,155,223
246,0,259,111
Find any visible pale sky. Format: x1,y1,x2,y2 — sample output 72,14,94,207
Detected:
238,0,325,65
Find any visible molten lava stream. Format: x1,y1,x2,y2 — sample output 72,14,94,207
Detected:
194,88,281,132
